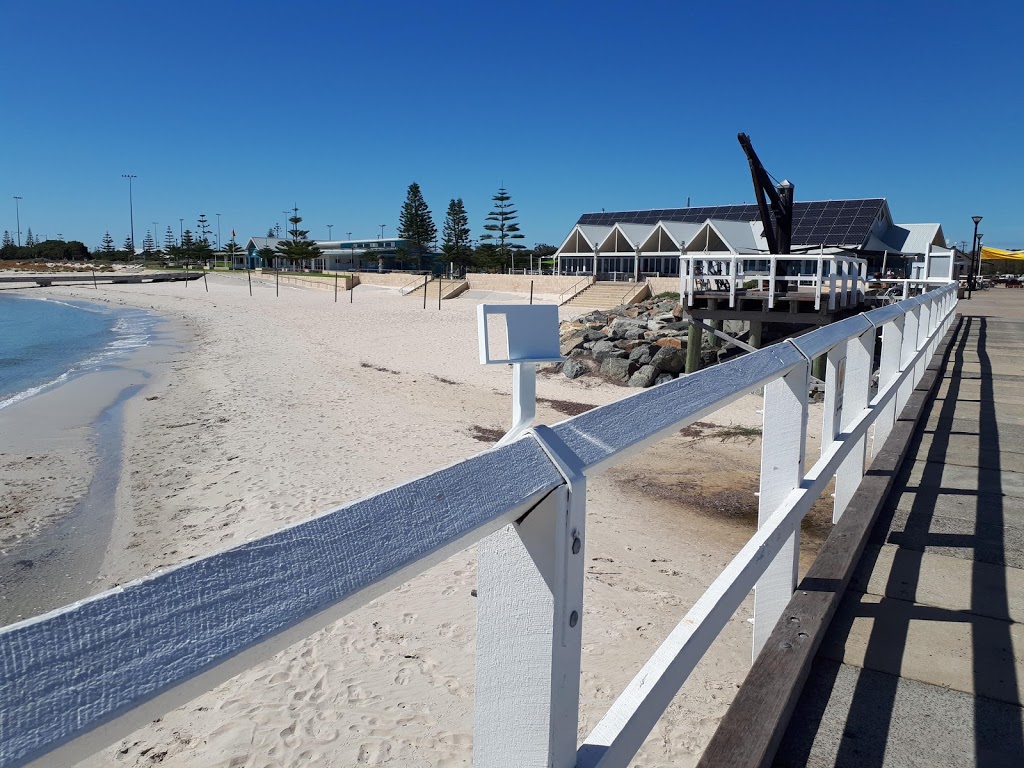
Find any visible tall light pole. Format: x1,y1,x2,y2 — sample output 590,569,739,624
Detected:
152,222,159,251
122,174,137,253
216,213,222,251
12,196,22,246
970,215,982,299
977,234,984,283
283,211,292,240
379,224,385,240
327,224,333,240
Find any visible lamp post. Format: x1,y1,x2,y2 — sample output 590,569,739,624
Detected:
179,218,184,245
379,224,385,240
122,174,137,253
12,196,22,246
977,235,984,284
283,211,292,240
969,215,982,299
327,224,333,240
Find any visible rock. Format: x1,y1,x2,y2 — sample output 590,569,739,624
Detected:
591,339,618,359
671,304,686,319
563,358,588,379
568,348,587,358
629,345,654,365
560,332,586,356
655,373,676,385
628,364,659,388
651,346,686,374
583,330,608,342
621,308,641,319
654,337,683,349
660,321,689,331
624,328,647,340
600,357,632,382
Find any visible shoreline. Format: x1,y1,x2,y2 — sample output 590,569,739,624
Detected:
0,300,184,624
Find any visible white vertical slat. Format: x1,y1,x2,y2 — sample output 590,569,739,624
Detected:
752,359,808,657
915,301,932,386
768,257,776,309
475,425,587,768
815,248,824,311
833,328,874,521
821,343,846,458
872,314,905,456
896,304,921,412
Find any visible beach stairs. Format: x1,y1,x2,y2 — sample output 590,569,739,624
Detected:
564,280,650,308
402,278,469,300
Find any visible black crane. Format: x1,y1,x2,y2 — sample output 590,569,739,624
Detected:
737,133,793,254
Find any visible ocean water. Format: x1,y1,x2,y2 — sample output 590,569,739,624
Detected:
0,294,156,409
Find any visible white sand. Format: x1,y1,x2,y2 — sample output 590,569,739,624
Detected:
10,272,826,766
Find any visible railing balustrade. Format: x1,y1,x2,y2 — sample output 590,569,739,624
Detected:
0,284,957,768
557,276,594,305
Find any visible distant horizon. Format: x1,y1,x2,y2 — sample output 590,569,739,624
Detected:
3,1,1022,251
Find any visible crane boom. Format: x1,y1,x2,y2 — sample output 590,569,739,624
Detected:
737,133,793,254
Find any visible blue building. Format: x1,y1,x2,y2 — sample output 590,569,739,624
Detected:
240,237,410,271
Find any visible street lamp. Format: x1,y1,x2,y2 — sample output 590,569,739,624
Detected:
969,215,983,298
216,213,222,251
122,174,137,253
977,235,984,284
12,196,22,246
179,218,184,245
327,224,333,240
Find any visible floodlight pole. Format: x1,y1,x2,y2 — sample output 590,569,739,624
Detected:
13,196,22,246
122,174,137,253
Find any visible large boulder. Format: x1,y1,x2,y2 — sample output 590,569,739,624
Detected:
651,346,686,374
629,344,654,366
653,337,684,349
560,331,587,356
563,358,588,379
628,364,659,388
600,357,632,382
591,340,624,362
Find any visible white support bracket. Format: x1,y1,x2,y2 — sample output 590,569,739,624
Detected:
477,304,563,447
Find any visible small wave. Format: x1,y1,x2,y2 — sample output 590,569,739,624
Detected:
23,295,107,314
0,368,74,410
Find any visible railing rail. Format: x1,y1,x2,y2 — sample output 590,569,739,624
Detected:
0,285,957,768
399,273,431,295
558,276,593,305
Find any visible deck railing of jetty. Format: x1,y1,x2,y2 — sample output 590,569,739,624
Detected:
0,283,957,768
681,252,869,311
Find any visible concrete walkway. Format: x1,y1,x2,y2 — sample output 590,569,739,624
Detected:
777,289,1024,767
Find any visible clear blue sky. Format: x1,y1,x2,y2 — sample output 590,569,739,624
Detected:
2,0,1021,251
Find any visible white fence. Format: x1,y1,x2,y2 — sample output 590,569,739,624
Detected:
0,284,958,768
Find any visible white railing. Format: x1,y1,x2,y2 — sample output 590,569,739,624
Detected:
681,253,869,311
0,284,958,768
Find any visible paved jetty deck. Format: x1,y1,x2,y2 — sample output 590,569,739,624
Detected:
777,289,1024,767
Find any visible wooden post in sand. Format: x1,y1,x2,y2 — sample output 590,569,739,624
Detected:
438,275,442,310
247,269,252,296
422,275,428,310
530,280,534,305
92,269,97,289
350,280,354,303
202,269,208,292
335,273,338,302
276,269,279,297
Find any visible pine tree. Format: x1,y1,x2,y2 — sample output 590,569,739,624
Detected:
224,238,243,268
25,228,35,247
2,231,12,248
143,230,156,255
398,182,437,270
164,226,176,252
196,214,212,245
267,227,276,238
479,186,525,271
441,198,473,274
258,245,276,269
122,234,135,254
101,231,116,254
274,205,322,269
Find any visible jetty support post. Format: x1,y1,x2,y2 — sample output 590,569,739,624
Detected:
752,354,808,657
749,320,762,349
686,321,701,374
475,426,586,768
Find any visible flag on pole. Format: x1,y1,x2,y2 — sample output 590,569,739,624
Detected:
231,229,236,238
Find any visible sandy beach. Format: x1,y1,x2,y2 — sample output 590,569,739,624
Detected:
2,272,828,766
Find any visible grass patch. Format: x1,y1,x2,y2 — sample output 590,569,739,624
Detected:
679,421,762,444
653,291,680,301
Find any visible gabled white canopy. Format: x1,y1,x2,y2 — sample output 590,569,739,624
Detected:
598,223,651,253
682,220,767,254
556,224,611,254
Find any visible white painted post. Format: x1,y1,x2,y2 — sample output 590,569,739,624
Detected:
815,247,824,311
768,257,777,309
753,360,808,657
729,255,737,307
833,329,874,521
915,300,932,385
872,314,905,456
821,343,846,457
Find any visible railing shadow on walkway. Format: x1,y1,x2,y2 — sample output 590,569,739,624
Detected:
782,314,1024,767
